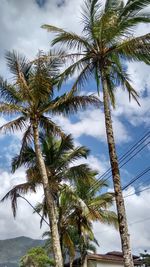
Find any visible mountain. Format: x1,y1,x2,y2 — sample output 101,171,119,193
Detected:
0,236,45,267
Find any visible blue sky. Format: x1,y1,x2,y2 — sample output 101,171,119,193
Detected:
0,0,150,255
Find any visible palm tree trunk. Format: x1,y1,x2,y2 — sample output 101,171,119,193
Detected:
32,121,63,267
101,71,134,267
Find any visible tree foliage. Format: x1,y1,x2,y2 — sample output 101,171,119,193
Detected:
20,247,54,267
42,0,150,107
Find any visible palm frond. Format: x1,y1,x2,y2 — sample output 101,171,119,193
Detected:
5,51,31,78
34,198,48,227
1,182,36,217
0,102,24,115
0,116,27,134
63,232,75,258
110,60,140,105
57,56,91,89
40,115,65,138
11,126,33,173
26,166,42,184
88,192,114,208
55,134,74,159
42,24,66,34
65,164,97,183
51,94,100,115
52,32,90,51
0,77,22,103
30,54,54,102
121,0,150,19
81,0,102,37
12,146,36,173
58,147,90,172
94,209,118,228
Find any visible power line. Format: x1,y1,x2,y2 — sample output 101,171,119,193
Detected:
17,194,50,227
84,165,150,220
122,166,150,190
87,131,150,196
94,216,150,236
130,216,150,226
124,185,150,199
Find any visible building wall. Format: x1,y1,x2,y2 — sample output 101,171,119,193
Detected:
87,259,143,267
87,259,124,267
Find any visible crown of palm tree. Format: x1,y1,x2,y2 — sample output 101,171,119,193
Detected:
36,175,117,261
0,50,100,155
1,133,96,216
42,0,150,107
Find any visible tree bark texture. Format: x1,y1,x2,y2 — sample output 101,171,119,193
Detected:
102,71,134,267
32,122,63,267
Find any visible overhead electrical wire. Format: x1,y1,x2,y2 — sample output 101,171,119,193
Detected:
86,130,150,196
84,165,150,219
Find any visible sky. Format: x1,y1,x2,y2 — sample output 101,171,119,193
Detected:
0,0,150,257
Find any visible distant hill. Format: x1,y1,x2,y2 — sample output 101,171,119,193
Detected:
0,236,45,267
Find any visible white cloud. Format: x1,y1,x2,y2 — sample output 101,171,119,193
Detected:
94,186,150,255
113,62,150,127
0,167,47,240
54,108,130,144
0,0,83,69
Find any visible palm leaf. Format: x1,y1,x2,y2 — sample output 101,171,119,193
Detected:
5,51,31,78
81,0,102,37
11,126,33,172
121,0,150,19
1,182,36,217
39,115,65,138
115,33,150,64
0,77,22,103
0,116,27,134
0,102,24,115
65,164,97,183
12,146,36,173
52,32,90,51
42,24,66,34
51,94,100,115
55,134,74,159
57,56,91,89
57,147,90,171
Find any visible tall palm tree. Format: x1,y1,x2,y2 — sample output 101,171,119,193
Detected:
0,51,100,267
42,0,150,266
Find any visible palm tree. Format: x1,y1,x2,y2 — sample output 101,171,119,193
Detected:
42,1,150,266
0,51,100,267
2,133,117,266
35,173,118,266
2,133,93,216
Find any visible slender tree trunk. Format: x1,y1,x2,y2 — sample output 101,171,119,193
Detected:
101,71,134,267
32,121,63,267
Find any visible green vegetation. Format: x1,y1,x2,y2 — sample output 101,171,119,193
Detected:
141,253,150,266
20,247,54,267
